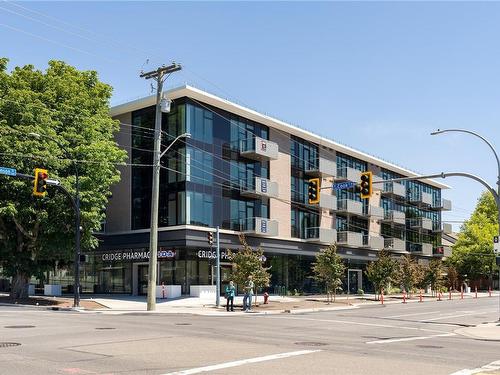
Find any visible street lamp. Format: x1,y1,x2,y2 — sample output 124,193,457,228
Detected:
146,132,190,311
431,128,500,321
430,128,500,237
28,132,81,308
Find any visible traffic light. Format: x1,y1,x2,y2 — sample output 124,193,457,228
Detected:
33,168,48,197
207,231,214,246
308,178,320,204
360,171,372,199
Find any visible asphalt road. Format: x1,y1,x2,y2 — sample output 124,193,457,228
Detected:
0,297,499,375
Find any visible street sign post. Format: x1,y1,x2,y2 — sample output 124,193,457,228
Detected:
494,236,499,254
0,166,16,177
332,181,356,190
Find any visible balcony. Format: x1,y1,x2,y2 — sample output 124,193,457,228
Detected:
409,192,433,207
240,136,279,161
368,205,385,220
409,217,433,231
337,231,363,247
305,227,337,244
335,167,361,183
319,193,337,211
381,210,406,226
431,198,452,211
241,217,278,237
304,157,336,178
407,242,433,256
337,198,363,216
362,235,385,250
381,182,406,199
384,238,407,253
434,246,452,257
240,177,279,199
432,222,452,234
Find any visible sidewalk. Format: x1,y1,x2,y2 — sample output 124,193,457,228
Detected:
455,323,500,341
84,294,360,315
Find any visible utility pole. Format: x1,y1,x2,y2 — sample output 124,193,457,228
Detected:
216,226,221,308
140,63,181,311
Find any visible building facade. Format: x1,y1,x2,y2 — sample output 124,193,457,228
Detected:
82,85,452,296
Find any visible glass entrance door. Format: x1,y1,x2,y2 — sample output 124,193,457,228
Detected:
138,265,149,295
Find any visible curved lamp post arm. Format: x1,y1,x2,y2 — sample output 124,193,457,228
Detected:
431,128,500,187
160,132,191,159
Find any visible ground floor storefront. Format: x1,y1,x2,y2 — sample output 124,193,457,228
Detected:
0,228,385,296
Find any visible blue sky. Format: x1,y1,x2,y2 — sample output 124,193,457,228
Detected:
1,1,500,231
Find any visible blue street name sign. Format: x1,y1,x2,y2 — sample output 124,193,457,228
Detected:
0,167,16,177
332,181,356,190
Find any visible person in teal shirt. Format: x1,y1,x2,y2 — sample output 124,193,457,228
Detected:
225,280,236,312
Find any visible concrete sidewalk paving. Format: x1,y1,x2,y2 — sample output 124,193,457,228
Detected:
455,323,500,342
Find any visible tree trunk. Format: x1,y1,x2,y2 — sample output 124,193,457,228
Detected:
10,272,29,299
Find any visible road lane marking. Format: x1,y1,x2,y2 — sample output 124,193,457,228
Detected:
419,310,497,322
264,316,448,333
386,311,442,318
449,359,500,375
366,332,456,345
162,350,321,375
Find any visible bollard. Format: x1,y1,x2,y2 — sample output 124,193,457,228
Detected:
489,287,492,297
419,290,423,303
438,292,442,301
403,292,406,304
461,286,464,300
161,282,166,299
449,288,452,300
475,286,478,299
380,289,384,305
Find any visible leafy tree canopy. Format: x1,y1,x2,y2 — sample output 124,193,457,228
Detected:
0,59,126,297
366,250,398,298
228,234,271,292
311,244,345,302
447,191,497,281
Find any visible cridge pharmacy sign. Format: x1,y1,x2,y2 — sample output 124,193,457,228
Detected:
101,248,176,262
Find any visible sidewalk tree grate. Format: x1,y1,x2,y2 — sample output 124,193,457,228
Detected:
95,327,116,330
4,325,35,329
295,341,327,347
0,342,21,348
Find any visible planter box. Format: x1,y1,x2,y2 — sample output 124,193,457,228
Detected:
190,285,216,299
156,285,182,299
44,284,61,296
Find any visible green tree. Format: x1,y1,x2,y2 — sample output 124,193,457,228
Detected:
424,259,445,295
445,263,460,291
447,191,497,285
365,250,398,300
311,244,346,303
228,234,271,302
0,59,126,298
396,255,421,295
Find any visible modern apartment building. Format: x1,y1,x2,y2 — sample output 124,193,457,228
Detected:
90,85,452,296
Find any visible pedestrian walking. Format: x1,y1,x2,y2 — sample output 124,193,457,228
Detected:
225,281,236,312
242,275,254,312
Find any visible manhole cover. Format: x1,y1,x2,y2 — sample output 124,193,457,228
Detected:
0,342,21,348
95,327,115,330
4,325,35,329
417,345,443,349
175,323,192,326
295,341,327,347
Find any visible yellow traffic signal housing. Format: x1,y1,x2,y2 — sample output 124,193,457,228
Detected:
308,178,320,204
360,171,372,199
33,168,48,197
